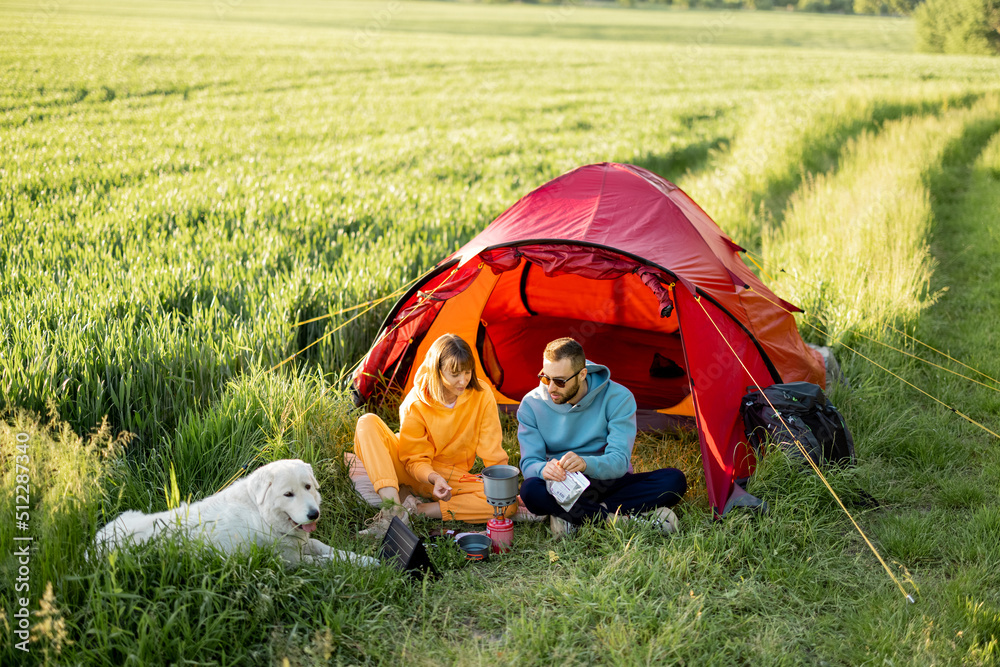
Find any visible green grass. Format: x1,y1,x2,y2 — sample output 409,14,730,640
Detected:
763,96,1000,342
3,1,1000,664
1,0,919,52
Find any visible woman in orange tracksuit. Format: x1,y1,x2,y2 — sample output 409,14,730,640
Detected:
353,333,516,537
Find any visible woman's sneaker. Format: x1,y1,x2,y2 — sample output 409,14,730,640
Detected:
402,495,420,513
358,503,409,539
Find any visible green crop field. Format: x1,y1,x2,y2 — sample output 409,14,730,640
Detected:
3,0,1000,664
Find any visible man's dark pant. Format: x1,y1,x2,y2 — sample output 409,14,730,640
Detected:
519,468,687,524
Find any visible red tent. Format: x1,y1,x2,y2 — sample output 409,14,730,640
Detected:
353,162,825,516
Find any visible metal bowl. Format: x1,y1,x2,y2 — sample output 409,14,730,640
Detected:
457,533,491,561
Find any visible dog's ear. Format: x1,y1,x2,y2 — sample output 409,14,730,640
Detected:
250,466,274,507
308,466,320,491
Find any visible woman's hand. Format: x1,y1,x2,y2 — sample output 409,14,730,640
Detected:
429,474,453,501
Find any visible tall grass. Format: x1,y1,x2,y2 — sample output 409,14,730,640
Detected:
0,411,129,596
3,1,1000,665
677,85,988,249
3,1,1000,447
762,95,1000,343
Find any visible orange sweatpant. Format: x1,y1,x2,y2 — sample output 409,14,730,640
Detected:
353,413,515,523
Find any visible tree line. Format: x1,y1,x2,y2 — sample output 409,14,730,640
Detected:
513,0,1000,55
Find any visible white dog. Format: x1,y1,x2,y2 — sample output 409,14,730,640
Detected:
95,459,378,567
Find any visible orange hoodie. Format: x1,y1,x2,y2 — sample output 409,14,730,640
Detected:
397,362,508,485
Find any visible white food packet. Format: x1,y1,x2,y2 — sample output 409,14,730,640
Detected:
546,471,591,511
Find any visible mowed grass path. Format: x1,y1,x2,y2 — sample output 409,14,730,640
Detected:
3,1,1000,664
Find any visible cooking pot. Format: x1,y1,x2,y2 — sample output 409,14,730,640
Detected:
480,464,520,507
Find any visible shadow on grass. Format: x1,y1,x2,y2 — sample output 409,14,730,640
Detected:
922,115,1000,292
629,93,987,252
755,93,986,244
632,135,730,184
911,110,1000,372
674,92,986,250
908,110,1000,446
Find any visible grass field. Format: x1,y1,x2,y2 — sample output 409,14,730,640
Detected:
3,1,1000,664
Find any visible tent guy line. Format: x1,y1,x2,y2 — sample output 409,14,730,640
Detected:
741,248,1000,390
288,283,421,328
333,267,466,400
268,298,385,373
692,293,917,605
374,267,464,408
851,329,1000,394
216,269,462,493
744,284,1000,442
887,323,1000,387
270,275,424,373
352,162,829,517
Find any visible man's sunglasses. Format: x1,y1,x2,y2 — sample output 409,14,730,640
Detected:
537,367,584,388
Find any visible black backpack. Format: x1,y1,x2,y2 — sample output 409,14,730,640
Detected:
740,382,855,468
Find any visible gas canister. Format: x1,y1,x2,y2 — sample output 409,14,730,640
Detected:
486,517,513,553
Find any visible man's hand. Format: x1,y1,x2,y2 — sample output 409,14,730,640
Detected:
559,452,587,474
429,474,453,501
542,452,587,481
542,459,566,482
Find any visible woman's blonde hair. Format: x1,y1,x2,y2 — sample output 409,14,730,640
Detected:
423,333,482,405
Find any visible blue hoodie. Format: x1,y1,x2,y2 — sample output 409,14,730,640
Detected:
517,362,637,481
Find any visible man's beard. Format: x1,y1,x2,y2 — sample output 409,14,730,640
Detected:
551,379,582,405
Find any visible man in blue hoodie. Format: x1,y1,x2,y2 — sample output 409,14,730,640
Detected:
518,337,687,537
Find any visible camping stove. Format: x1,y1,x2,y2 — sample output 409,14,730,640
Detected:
479,464,519,552
486,498,516,519
486,513,513,553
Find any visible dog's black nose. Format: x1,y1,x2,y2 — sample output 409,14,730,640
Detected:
307,508,319,521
